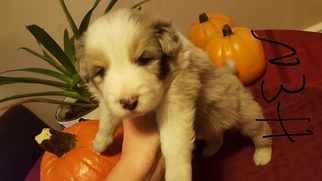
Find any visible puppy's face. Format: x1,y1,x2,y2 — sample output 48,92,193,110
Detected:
75,9,180,118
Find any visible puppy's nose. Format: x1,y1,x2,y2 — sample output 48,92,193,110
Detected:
120,95,139,110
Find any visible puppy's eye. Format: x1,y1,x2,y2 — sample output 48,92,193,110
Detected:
137,57,153,66
95,68,106,78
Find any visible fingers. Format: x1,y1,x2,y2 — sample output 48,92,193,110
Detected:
122,111,160,157
145,148,165,181
123,111,159,141
105,112,163,181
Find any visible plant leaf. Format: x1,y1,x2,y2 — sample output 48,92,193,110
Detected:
19,47,70,76
69,73,88,97
131,0,150,9
71,73,83,88
0,76,70,89
26,25,77,75
0,68,73,84
104,0,118,14
78,0,102,36
63,29,75,65
0,91,90,103
0,98,98,111
59,0,79,38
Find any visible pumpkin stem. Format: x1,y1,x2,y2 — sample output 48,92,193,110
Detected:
35,128,76,158
199,13,208,24
222,24,233,37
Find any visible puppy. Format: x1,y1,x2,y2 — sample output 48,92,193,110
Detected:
75,9,272,181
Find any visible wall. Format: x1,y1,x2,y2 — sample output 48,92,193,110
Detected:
1,0,321,130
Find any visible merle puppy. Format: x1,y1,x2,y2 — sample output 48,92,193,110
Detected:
75,9,273,181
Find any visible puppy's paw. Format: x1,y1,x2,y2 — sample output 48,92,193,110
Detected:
253,147,272,166
93,133,114,153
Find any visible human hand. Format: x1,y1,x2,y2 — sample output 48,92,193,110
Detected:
105,112,165,181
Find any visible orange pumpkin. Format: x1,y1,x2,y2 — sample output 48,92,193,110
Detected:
36,120,122,181
205,24,266,85
188,12,235,50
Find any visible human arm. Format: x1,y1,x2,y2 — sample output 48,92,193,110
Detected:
105,112,165,181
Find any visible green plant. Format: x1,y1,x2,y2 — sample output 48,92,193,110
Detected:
0,0,150,112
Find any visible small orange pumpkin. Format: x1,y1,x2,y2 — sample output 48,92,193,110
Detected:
36,120,122,181
188,12,235,50
205,24,266,85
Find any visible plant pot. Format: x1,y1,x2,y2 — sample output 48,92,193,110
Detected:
55,97,99,128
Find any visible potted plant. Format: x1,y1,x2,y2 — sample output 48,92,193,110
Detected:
0,0,150,128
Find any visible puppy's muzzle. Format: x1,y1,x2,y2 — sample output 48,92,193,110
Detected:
120,95,139,110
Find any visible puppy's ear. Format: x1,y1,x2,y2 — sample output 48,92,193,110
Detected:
153,18,180,56
74,37,89,83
